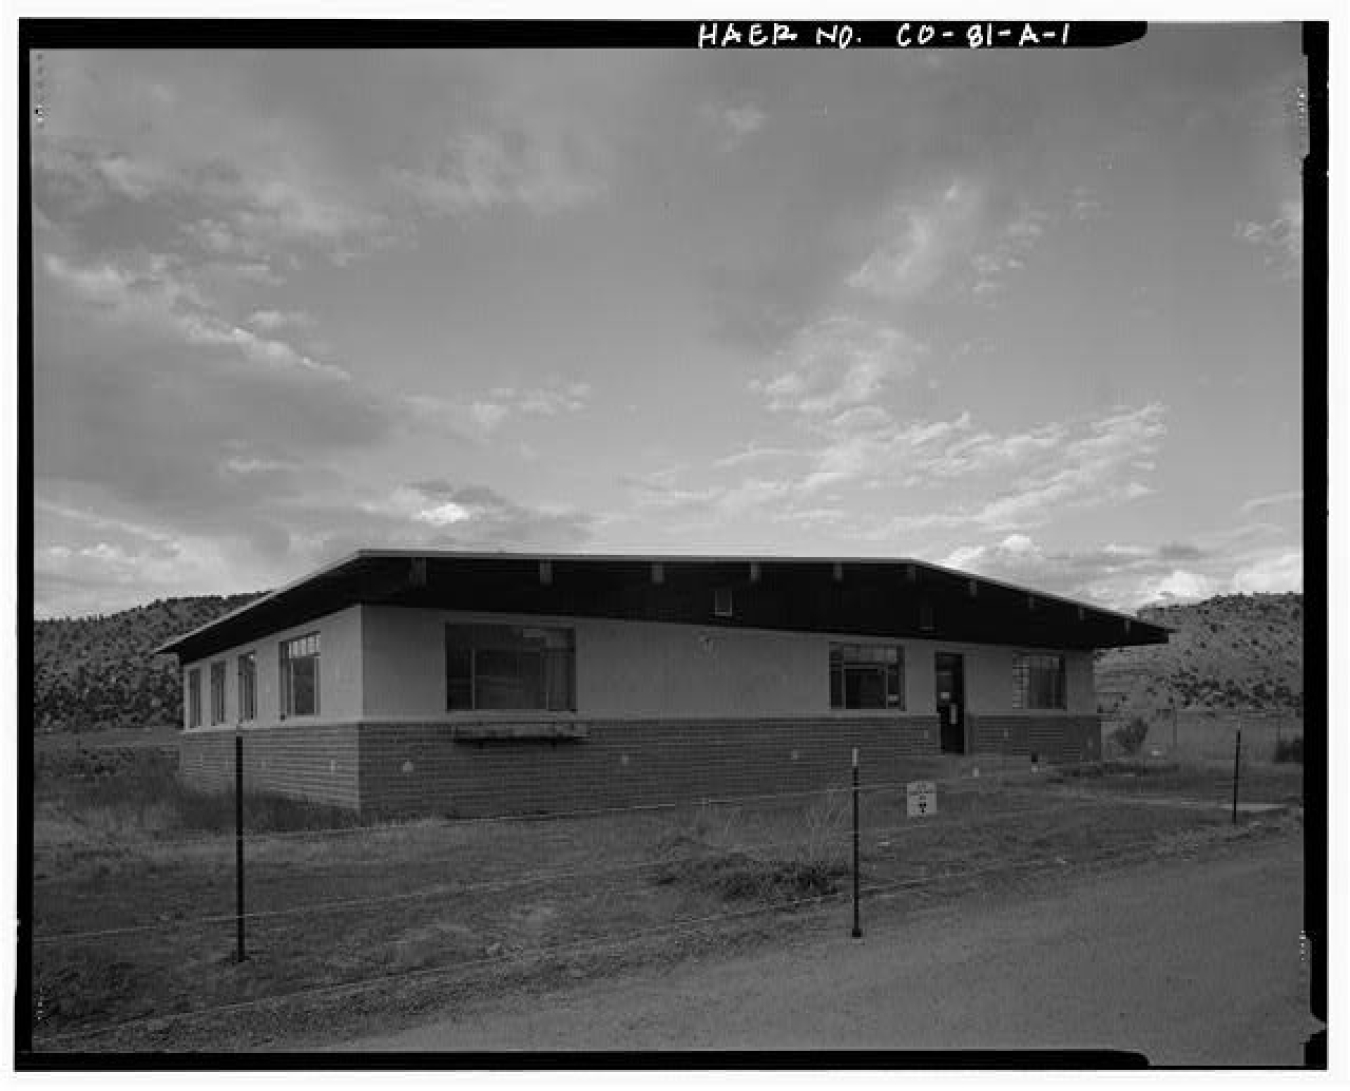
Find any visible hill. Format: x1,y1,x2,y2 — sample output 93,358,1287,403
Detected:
32,593,262,733
1095,592,1303,714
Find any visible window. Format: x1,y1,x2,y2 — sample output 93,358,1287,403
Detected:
187,668,202,728
209,661,227,724
714,587,734,618
1013,652,1066,710
830,643,904,710
280,633,320,717
446,624,575,712
237,652,257,722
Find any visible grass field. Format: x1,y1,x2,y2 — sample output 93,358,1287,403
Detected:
27,738,1304,1053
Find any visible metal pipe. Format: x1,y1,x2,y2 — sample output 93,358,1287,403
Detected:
851,748,861,939
236,731,247,962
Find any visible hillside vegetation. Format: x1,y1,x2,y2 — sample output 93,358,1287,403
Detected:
33,594,261,733
1095,593,1302,714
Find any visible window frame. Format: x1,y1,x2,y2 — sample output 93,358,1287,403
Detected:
829,642,905,711
186,667,202,729
1012,651,1067,710
279,632,321,718
445,623,576,714
209,660,227,725
237,651,257,723
713,587,734,618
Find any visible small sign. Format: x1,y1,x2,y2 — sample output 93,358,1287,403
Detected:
906,780,937,818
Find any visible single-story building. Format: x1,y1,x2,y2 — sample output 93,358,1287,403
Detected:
156,550,1169,817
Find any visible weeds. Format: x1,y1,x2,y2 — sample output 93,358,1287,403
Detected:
34,743,363,841
1110,717,1151,756
649,791,850,904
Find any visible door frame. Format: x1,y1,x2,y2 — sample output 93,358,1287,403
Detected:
934,651,967,754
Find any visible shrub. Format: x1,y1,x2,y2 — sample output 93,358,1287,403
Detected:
1273,736,1303,764
1110,716,1151,756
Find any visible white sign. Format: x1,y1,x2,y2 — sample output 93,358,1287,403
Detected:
906,780,937,818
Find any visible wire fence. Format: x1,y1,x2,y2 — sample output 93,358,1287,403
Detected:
27,740,1303,1052
1098,705,1304,763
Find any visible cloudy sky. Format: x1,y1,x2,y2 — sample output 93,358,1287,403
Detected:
30,26,1306,618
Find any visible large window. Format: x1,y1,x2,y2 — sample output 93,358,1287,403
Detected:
1013,652,1066,710
446,624,575,712
210,661,227,725
186,667,202,729
830,643,904,710
237,652,257,722
280,633,320,717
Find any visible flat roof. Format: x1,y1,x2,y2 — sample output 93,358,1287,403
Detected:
156,549,1170,662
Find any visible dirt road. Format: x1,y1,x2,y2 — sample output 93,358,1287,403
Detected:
344,832,1316,1064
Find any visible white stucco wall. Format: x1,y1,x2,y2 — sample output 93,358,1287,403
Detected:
357,606,1106,721
928,643,1095,715
181,605,363,729
181,603,1098,727
362,606,843,718
577,617,827,718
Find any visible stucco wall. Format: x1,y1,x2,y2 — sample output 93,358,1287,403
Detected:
917,643,1095,716
361,606,965,720
184,605,1096,727
180,605,363,729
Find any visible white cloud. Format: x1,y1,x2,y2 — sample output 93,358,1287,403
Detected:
42,250,350,381
703,101,767,150
36,137,391,269
1069,186,1105,223
415,501,473,527
1137,569,1217,604
968,404,1166,529
396,127,607,217
847,179,986,301
970,208,1052,297
936,530,1302,611
248,309,314,334
404,379,591,440
1239,489,1302,515
1230,549,1303,594
752,315,924,417
1235,199,1303,279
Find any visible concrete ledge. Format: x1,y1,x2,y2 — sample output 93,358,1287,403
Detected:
451,721,589,741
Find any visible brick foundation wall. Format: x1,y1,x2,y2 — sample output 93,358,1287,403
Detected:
967,714,1101,764
360,715,940,817
179,723,361,809
178,714,1102,815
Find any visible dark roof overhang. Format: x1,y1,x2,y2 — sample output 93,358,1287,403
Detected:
154,549,1172,663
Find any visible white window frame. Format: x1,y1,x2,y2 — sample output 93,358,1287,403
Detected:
186,667,202,729
237,651,257,722
279,633,321,718
1012,651,1067,710
209,661,227,725
829,642,905,711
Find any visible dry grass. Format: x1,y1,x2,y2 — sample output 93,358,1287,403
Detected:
26,746,1303,1053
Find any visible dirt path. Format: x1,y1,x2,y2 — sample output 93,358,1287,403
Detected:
339,833,1316,1064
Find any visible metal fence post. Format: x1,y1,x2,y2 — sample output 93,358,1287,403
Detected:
236,730,247,962
851,747,861,939
1231,727,1242,826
